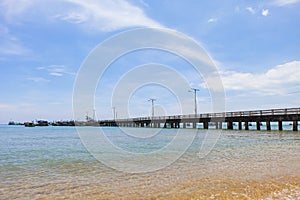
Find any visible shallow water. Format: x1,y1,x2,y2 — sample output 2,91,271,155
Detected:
0,125,299,199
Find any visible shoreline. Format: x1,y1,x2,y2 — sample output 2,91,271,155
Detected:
1,174,299,199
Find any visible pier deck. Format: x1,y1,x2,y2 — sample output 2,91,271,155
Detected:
99,107,300,131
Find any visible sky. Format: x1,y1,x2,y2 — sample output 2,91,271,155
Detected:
1,0,300,123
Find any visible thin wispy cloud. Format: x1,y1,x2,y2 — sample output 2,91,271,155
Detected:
246,7,255,14
27,77,50,83
207,18,218,23
139,0,149,7
0,0,35,22
0,25,29,55
55,12,88,24
57,0,162,32
272,0,300,6
37,65,75,77
1,0,161,32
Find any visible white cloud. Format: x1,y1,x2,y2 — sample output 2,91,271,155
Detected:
56,12,88,24
50,72,64,77
246,7,255,14
139,0,149,7
27,77,50,82
0,25,29,55
220,61,300,95
0,0,35,21
1,0,161,32
37,65,75,77
57,0,161,32
272,0,300,6
207,18,218,23
262,9,269,16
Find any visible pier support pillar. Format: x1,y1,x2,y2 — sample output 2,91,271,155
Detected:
266,121,271,131
245,121,249,130
203,122,208,129
183,122,186,128
293,121,298,131
227,122,233,130
219,122,223,129
218,122,222,129
238,122,242,130
170,123,174,128
256,121,261,131
193,122,197,129
278,121,283,131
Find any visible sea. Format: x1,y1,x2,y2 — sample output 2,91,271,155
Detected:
0,125,299,199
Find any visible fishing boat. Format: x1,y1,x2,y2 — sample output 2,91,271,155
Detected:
36,120,49,126
24,122,35,127
8,121,16,125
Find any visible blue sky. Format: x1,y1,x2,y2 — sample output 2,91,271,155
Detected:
1,0,300,123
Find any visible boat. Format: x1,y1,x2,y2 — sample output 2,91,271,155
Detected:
8,121,23,125
8,121,16,125
24,122,35,127
51,120,75,126
35,120,49,126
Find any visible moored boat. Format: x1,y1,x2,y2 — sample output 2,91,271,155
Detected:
24,122,35,127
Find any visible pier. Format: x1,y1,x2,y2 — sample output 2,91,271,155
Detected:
99,107,300,131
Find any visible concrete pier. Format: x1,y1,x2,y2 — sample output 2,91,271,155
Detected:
293,120,298,131
266,121,271,131
278,121,283,131
245,121,249,130
99,107,300,132
227,122,233,130
238,122,242,130
256,121,260,131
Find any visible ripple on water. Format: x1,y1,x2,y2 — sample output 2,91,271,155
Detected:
0,126,299,199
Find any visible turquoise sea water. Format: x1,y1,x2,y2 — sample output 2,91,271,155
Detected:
0,125,299,199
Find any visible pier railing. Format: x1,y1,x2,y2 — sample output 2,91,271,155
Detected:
110,107,300,122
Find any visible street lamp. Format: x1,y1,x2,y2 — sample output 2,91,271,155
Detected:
148,98,156,118
189,88,200,115
92,109,96,121
112,107,116,120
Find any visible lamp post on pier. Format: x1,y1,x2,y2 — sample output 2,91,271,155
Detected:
112,107,116,120
148,98,156,118
189,88,200,116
